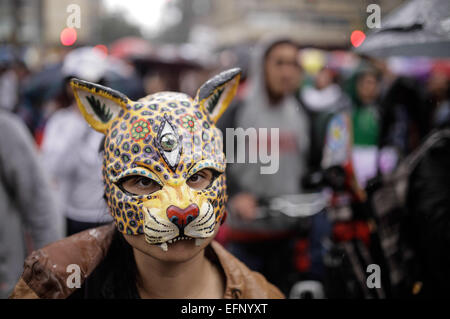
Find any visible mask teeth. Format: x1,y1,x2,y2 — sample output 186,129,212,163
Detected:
159,242,168,252
195,238,206,247
167,236,193,244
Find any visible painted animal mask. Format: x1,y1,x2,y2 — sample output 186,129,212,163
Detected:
71,68,241,252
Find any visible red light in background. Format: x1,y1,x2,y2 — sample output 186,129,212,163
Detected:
60,28,77,46
94,44,108,56
350,30,366,48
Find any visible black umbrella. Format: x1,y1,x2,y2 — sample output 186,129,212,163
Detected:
355,0,450,58
23,63,64,103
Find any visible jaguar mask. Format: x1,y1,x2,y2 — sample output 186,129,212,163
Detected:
70,68,241,252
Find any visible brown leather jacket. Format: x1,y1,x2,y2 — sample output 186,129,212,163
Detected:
9,224,284,299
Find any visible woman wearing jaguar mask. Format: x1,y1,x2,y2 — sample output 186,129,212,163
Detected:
9,68,283,299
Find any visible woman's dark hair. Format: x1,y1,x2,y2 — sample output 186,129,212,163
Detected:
68,130,139,298
69,130,140,298
68,228,139,299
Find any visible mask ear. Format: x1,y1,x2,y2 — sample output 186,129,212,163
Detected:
70,78,130,134
195,68,241,123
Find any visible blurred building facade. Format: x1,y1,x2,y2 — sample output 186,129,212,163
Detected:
0,0,42,44
0,0,101,45
43,0,101,45
177,0,406,48
1,0,407,49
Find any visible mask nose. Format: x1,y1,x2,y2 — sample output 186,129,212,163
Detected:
166,204,199,230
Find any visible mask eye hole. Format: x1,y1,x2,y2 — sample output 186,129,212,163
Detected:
118,175,162,196
186,168,220,190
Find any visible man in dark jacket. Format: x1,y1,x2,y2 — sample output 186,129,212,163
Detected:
405,129,450,298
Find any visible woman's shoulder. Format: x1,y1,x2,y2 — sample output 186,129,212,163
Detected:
209,241,285,299
9,223,115,299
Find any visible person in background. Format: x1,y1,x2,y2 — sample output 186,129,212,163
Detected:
300,67,350,114
40,47,112,236
378,76,425,161
349,69,383,187
0,47,19,112
424,70,450,130
0,110,60,298
401,71,450,298
352,69,381,147
217,36,310,295
299,67,351,172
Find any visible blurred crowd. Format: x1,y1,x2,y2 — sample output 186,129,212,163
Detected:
1,35,449,298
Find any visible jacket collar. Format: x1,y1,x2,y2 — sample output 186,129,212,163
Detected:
23,224,248,299
208,241,244,299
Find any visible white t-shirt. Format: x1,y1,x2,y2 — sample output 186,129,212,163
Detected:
41,106,111,223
